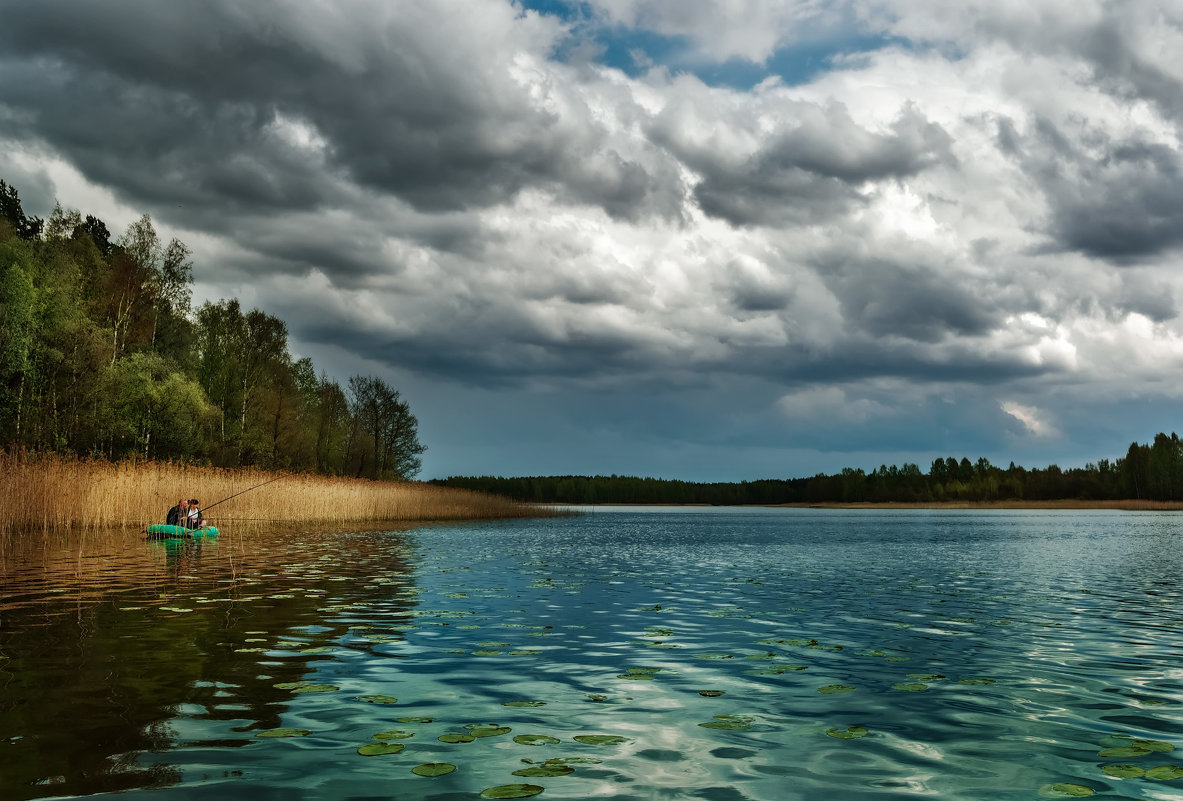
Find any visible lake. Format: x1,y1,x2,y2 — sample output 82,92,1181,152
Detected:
2,507,1183,800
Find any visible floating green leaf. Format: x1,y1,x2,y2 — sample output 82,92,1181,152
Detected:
892,683,928,692
480,785,543,800
699,690,725,697
358,742,404,756
372,729,414,740
439,733,476,743
1146,765,1183,780
699,715,755,731
1099,746,1151,758
1101,765,1145,778
818,684,856,694
573,734,630,745
466,724,512,738
1038,783,1094,797
1133,739,1175,752
356,694,398,704
745,664,807,675
412,762,456,777
513,765,574,777
474,649,502,656
958,678,995,685
696,653,734,660
255,728,310,738
514,734,561,746
396,717,434,724
503,700,547,708
826,726,869,740
543,757,601,765
293,683,338,693
907,673,947,682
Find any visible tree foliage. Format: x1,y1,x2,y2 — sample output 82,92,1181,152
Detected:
0,179,425,476
439,441,1183,506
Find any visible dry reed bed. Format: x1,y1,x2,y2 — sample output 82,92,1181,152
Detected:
0,453,546,534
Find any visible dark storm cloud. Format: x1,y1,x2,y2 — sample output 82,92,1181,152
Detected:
0,1,681,228
1002,116,1183,261
813,253,997,343
656,103,952,226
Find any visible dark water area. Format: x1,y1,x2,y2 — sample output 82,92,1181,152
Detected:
2,508,1183,800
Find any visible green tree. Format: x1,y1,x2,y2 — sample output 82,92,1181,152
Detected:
96,352,217,459
346,375,425,480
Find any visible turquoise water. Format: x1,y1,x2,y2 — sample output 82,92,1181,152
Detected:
3,508,1183,800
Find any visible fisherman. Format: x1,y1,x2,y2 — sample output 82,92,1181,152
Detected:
186,498,204,530
166,498,189,526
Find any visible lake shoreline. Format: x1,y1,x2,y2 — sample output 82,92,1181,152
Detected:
771,499,1183,510
559,499,1183,511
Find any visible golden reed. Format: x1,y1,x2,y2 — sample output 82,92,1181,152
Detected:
0,452,554,534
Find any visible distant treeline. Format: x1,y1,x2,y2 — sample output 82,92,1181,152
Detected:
437,435,1183,504
0,179,424,479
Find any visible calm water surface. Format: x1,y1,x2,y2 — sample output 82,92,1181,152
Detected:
3,508,1183,800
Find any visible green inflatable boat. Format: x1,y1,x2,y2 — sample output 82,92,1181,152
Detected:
144,524,219,540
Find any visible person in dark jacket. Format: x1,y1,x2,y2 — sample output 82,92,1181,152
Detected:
186,499,204,529
166,499,189,526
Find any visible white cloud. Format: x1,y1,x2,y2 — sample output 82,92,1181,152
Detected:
1000,401,1056,438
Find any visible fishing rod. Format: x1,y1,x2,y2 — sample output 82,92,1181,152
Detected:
199,474,287,514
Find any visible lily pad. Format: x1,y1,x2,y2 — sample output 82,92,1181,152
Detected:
826,726,869,739
958,678,995,685
513,764,574,777
573,734,630,745
255,728,311,738
466,724,512,738
1146,765,1183,780
892,683,928,692
356,694,398,704
698,715,755,731
1101,765,1145,778
480,785,543,800
1038,783,1094,797
818,684,856,694
543,757,601,765
372,729,414,740
514,734,561,746
396,716,434,724
503,701,547,708
439,733,476,743
1099,746,1152,758
907,673,947,681
412,762,457,777
745,665,807,675
699,690,725,697
358,742,404,756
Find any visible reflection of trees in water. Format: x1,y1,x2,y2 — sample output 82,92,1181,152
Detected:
0,526,420,799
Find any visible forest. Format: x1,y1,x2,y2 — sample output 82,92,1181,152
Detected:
438,438,1183,506
0,180,424,479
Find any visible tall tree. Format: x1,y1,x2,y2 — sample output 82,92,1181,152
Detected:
346,375,425,480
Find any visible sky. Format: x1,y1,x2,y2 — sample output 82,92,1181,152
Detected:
2,1,1183,482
